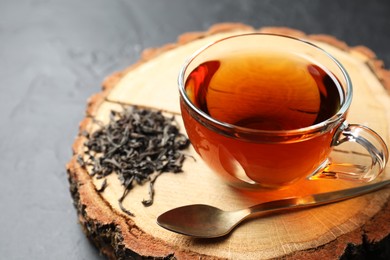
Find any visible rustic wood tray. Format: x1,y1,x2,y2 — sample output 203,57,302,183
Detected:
67,23,390,259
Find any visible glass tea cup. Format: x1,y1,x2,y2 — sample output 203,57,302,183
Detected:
178,33,388,189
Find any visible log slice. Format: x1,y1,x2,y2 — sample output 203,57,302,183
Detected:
67,23,390,259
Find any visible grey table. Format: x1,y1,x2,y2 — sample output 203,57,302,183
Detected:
1,0,389,259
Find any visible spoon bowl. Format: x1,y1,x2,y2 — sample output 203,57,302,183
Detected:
157,204,250,238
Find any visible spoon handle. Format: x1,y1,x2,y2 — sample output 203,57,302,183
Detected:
247,180,390,216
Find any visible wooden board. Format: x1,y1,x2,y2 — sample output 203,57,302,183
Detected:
67,23,390,259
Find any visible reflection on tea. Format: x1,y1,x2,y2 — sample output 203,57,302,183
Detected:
185,52,343,130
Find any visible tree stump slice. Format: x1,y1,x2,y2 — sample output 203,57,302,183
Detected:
67,23,390,259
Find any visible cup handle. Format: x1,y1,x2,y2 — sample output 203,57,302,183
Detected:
309,122,389,182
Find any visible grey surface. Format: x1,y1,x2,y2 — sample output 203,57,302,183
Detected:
0,0,389,259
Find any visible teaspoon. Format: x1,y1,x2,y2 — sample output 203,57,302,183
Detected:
157,180,390,238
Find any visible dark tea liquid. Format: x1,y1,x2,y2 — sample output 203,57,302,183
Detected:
181,51,345,187
185,52,343,130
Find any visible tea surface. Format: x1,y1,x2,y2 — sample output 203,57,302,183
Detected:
185,52,342,130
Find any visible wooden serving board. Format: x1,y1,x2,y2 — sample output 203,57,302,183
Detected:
67,24,390,259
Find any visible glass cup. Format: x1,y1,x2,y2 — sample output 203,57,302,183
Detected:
178,33,388,189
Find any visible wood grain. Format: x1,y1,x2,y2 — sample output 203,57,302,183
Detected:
67,23,390,259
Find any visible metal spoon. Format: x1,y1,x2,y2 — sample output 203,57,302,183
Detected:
157,180,390,238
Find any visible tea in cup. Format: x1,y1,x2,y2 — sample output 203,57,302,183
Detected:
178,33,388,189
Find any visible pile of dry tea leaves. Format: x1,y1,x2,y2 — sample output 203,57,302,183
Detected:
78,106,190,216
